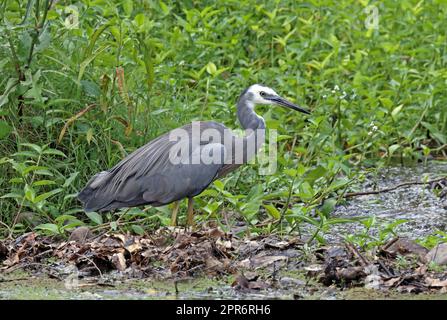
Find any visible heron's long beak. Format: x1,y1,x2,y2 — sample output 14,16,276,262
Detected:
271,96,311,115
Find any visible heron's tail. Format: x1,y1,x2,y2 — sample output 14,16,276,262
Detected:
78,171,113,212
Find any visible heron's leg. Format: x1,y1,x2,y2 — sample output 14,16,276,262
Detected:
170,201,180,226
186,197,195,226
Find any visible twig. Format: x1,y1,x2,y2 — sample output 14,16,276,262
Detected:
345,242,370,266
343,176,446,198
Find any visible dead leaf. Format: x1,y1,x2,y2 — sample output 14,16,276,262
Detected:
383,277,401,288
0,241,7,261
425,243,447,266
249,255,288,269
207,228,225,239
382,237,428,261
337,266,366,282
111,252,126,271
425,277,447,288
69,227,93,244
232,273,268,291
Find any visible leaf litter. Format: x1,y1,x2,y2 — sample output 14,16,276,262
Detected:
1,228,446,296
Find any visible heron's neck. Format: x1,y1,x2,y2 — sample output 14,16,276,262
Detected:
237,98,266,131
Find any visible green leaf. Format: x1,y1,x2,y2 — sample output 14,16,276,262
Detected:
206,62,217,75
1,192,23,200
20,143,42,154
388,144,400,156
63,172,79,188
110,221,118,230
320,198,337,217
35,223,61,235
32,179,56,187
42,148,66,157
159,1,170,15
263,204,281,219
304,166,327,184
134,13,145,27
122,0,133,16
0,120,12,139
131,225,145,235
23,165,49,175
86,211,103,225
391,104,403,119
0,78,19,108
33,188,63,203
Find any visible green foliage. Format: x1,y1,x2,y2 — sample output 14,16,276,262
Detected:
0,1,446,240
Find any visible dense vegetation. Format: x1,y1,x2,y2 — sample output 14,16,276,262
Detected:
0,0,446,244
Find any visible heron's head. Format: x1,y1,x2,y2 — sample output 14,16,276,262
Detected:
244,84,310,115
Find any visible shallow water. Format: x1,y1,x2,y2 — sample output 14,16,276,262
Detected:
329,161,447,241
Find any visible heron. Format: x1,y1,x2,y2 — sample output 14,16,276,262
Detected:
78,84,310,226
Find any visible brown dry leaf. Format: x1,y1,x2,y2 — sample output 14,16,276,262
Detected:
425,277,447,288
0,241,8,261
304,264,324,277
249,254,288,269
111,252,127,271
216,239,232,250
337,266,366,282
112,234,126,244
382,238,428,261
248,280,268,290
69,227,93,244
125,240,142,254
205,256,223,271
383,277,401,287
232,274,250,289
207,228,225,239
425,243,447,266
232,273,268,291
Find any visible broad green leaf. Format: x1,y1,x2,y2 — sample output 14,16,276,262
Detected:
35,223,60,235
131,225,145,235
304,166,327,184
388,144,400,156
0,120,12,139
20,143,42,154
42,148,66,157
86,211,103,225
32,179,56,187
33,188,63,203
263,204,281,219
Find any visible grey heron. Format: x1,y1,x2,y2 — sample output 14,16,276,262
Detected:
78,84,310,226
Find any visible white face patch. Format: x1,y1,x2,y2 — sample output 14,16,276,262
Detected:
246,84,278,105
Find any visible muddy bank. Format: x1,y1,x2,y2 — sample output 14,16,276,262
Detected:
1,229,447,299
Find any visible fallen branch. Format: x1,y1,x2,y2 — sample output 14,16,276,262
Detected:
343,176,446,198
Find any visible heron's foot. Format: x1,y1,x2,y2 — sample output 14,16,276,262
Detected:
186,197,195,227
170,201,180,226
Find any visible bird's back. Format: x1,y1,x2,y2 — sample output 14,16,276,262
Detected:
78,121,231,212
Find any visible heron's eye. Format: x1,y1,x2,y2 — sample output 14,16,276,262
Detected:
260,91,266,97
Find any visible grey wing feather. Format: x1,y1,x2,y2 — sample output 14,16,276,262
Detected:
78,122,227,212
